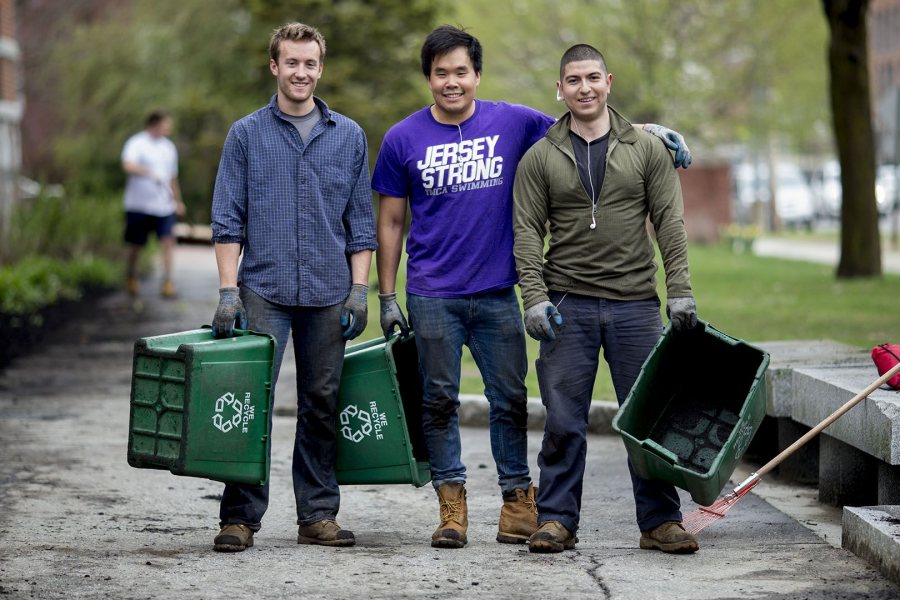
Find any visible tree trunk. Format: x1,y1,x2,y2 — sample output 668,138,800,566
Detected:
823,0,881,278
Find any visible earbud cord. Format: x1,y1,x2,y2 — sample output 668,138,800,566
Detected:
570,118,597,230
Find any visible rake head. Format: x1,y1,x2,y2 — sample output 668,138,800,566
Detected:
682,474,761,535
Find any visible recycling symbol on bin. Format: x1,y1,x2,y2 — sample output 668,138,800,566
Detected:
339,404,372,443
732,422,755,458
212,392,243,433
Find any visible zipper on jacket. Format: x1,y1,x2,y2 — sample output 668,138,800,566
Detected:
549,135,620,216
549,138,595,206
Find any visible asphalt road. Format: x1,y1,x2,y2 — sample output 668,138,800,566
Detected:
0,245,897,599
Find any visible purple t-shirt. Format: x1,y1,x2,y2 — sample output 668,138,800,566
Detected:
372,100,554,298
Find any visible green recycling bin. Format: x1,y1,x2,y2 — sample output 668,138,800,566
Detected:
335,334,430,486
612,321,769,506
127,328,276,485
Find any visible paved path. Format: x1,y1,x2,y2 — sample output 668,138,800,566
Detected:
754,236,900,273
0,245,897,598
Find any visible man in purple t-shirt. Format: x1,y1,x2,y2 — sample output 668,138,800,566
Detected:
372,25,690,550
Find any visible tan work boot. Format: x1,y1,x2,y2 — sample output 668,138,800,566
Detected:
126,277,140,297
213,524,254,552
528,520,577,553
160,279,176,299
297,519,356,547
432,483,468,548
497,483,538,544
639,521,699,554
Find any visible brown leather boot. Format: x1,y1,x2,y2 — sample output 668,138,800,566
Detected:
639,521,699,553
528,520,577,553
297,519,356,547
213,524,254,552
496,483,538,544
432,483,468,548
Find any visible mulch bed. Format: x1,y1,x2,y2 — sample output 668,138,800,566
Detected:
0,286,113,369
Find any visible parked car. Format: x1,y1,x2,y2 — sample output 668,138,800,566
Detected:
731,162,769,224
772,163,816,229
732,161,816,229
876,164,899,216
816,159,841,219
813,161,897,219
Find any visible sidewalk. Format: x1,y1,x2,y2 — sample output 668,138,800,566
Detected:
754,236,900,273
0,244,897,598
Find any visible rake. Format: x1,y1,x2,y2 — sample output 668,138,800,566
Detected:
683,361,900,535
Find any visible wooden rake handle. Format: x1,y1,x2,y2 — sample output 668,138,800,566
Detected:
753,361,900,480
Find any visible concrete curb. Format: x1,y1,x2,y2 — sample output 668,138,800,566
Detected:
843,506,900,586
458,394,620,435
275,393,622,435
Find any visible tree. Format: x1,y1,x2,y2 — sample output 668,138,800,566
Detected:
446,0,830,156
822,0,881,278
37,0,440,223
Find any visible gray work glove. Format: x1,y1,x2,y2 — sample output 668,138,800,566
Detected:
341,283,368,340
524,300,563,342
212,287,248,338
643,123,693,169
379,292,410,340
666,296,698,332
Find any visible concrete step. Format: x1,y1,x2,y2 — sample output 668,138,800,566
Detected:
843,506,900,585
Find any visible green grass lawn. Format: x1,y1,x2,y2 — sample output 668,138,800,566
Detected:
354,242,899,401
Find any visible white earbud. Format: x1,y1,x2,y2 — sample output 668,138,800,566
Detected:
556,89,563,101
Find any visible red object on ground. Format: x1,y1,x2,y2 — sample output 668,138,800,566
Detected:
872,344,900,389
682,476,760,535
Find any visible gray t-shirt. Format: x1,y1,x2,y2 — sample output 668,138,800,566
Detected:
282,105,322,144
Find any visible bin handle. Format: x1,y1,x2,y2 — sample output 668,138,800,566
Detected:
200,324,247,336
640,439,680,465
201,325,261,339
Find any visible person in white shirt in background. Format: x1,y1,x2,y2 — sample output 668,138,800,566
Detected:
121,110,185,298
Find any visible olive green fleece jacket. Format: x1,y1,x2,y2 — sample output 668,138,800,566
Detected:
513,107,692,310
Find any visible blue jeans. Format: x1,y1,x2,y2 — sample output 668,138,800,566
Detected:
535,292,682,535
407,288,531,495
219,287,346,530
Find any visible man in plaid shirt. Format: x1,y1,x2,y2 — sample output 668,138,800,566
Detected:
209,22,376,553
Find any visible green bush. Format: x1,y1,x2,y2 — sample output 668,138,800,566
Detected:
0,255,120,316
2,193,123,264
0,192,124,318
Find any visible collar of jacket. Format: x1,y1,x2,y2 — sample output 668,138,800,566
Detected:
267,94,335,125
545,105,637,153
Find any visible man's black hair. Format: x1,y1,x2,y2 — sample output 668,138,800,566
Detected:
420,25,483,78
145,110,170,128
559,44,608,79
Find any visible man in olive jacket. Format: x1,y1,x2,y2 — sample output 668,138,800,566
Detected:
512,43,699,554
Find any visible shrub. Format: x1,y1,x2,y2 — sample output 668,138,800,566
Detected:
1,193,123,265
0,255,120,317
0,191,124,322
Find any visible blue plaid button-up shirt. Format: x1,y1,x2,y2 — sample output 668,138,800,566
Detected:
211,96,376,307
